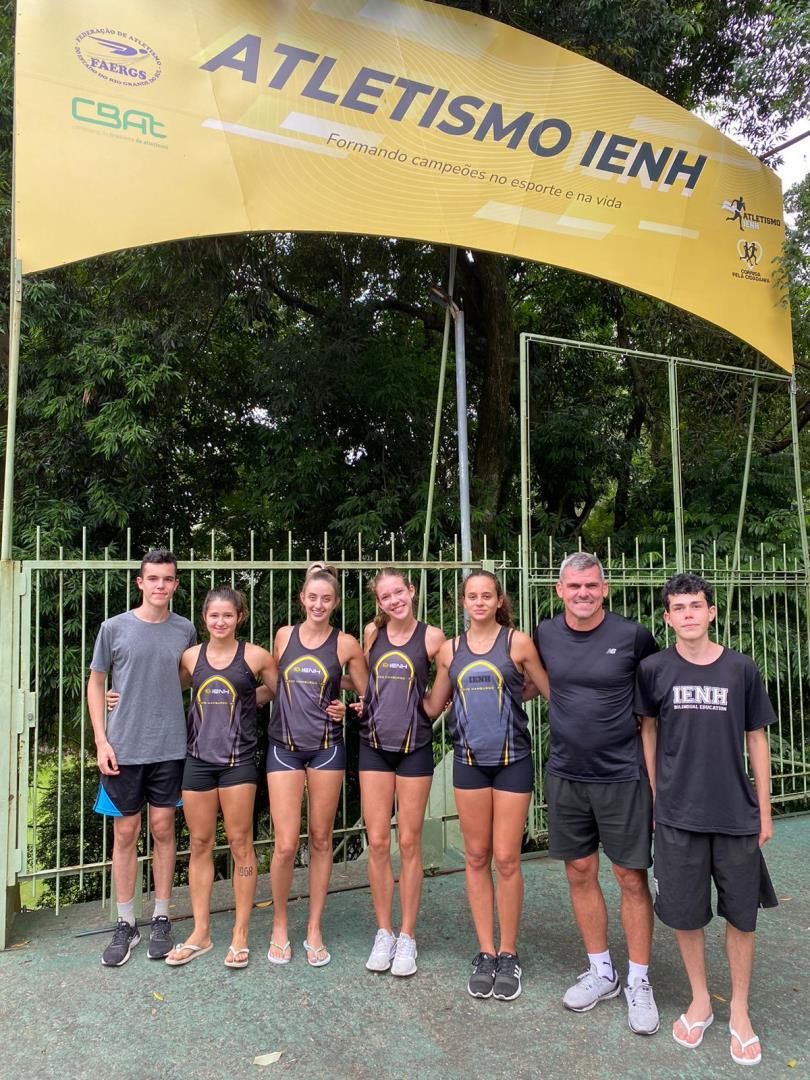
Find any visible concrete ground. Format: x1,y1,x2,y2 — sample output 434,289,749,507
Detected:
1,815,808,1080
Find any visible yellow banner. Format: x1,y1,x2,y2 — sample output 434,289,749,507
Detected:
14,0,792,371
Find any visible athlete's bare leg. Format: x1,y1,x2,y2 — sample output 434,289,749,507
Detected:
566,852,609,952
220,782,258,957
492,790,531,954
726,925,760,1063
304,767,344,952
166,789,217,957
455,787,496,955
394,775,433,937
111,813,141,907
148,805,177,902
672,928,713,1045
267,770,306,960
361,769,397,932
612,864,654,965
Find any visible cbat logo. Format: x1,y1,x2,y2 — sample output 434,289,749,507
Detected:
737,238,762,267
72,97,166,139
75,28,161,87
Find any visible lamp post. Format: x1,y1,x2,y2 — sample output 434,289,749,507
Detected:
428,280,472,573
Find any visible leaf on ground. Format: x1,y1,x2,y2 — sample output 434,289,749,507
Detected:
151,991,165,1002
255,901,272,908
9,940,30,949
711,993,728,1002
787,1060,796,1068
780,896,792,901
254,1052,283,1066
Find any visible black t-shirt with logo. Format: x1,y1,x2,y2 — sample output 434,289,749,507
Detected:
634,646,776,834
534,611,658,782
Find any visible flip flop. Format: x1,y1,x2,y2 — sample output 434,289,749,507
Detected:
673,1013,714,1048
224,944,250,969
267,940,292,966
729,1024,762,1066
303,939,331,967
164,941,214,967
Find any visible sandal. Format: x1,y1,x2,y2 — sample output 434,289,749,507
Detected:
224,944,250,969
729,1025,762,1066
165,941,214,967
267,940,292,965
672,1013,714,1048
303,939,331,967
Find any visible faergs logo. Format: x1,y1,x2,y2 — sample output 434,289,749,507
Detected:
75,28,161,88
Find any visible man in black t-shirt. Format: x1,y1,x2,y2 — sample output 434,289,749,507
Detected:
635,573,777,1067
533,553,659,1035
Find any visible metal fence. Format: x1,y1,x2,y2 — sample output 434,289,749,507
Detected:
7,529,810,927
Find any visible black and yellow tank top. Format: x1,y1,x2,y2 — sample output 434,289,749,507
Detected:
187,641,257,766
269,625,343,751
361,622,431,753
447,626,531,766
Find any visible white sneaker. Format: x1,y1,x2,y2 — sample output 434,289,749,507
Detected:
366,928,397,972
391,933,418,977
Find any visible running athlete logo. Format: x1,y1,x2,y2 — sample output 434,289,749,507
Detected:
283,654,331,749
192,675,238,763
368,650,417,751
455,660,513,765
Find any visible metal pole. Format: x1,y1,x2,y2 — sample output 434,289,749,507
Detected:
419,247,456,619
2,264,22,562
455,308,472,570
725,376,759,644
789,373,810,580
519,333,531,629
668,357,686,572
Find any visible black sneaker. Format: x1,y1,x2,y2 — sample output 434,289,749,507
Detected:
493,952,522,1001
467,952,497,998
147,915,174,959
101,919,141,967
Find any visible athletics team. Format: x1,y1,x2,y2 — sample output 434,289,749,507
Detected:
87,550,777,1067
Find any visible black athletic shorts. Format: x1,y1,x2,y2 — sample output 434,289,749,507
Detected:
182,756,258,792
94,759,184,818
653,823,778,933
359,741,434,778
544,771,653,868
266,741,347,773
453,755,534,793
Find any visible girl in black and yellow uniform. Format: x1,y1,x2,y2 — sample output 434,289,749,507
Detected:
266,563,367,967
357,568,446,977
162,587,277,970
425,572,549,1001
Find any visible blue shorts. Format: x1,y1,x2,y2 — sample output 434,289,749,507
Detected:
266,741,346,773
453,755,534,793
359,741,434,777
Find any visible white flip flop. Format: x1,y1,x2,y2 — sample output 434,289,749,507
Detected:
729,1024,762,1066
672,1012,714,1048
164,941,214,967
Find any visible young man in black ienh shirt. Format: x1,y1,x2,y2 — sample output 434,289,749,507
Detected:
636,573,777,1067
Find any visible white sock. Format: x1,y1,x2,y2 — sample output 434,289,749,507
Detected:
628,961,649,986
153,898,170,919
117,898,135,927
587,950,615,980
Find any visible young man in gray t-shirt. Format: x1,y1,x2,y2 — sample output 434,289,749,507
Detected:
87,549,196,967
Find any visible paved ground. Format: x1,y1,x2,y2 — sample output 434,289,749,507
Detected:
1,815,808,1080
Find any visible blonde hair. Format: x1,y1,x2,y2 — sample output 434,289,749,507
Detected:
369,567,416,628
300,562,340,607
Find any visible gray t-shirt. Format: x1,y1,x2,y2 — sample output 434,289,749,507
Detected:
90,610,197,765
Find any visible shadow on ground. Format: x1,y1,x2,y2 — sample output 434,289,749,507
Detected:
1,816,808,1079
